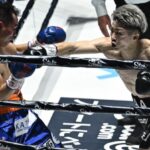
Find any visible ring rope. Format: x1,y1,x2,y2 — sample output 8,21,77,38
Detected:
37,0,59,35
13,0,36,40
1,55,150,70
0,139,86,150
0,100,150,117
0,140,36,150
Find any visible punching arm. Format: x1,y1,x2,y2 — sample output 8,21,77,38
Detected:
25,39,101,57
56,37,110,55
22,27,110,56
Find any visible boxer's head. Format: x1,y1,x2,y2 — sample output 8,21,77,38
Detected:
111,4,147,49
0,3,19,46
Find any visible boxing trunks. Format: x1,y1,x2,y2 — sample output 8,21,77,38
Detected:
0,92,23,115
132,95,150,149
0,93,62,149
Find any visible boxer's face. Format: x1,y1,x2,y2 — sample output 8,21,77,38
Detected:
111,20,139,50
0,13,18,46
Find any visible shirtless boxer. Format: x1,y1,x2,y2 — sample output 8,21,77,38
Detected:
0,3,66,149
4,3,149,149
24,4,150,149
49,4,149,150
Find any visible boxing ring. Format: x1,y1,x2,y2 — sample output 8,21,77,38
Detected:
0,0,143,150
0,55,149,149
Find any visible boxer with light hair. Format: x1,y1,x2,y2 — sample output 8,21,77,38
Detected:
44,4,150,150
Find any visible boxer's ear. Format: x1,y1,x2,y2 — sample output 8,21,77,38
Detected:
132,31,140,40
133,34,140,40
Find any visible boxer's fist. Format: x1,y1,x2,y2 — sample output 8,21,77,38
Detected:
136,71,150,94
9,62,37,79
37,26,66,44
24,44,57,57
6,63,36,90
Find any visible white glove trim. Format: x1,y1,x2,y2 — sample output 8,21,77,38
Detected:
6,75,24,90
28,40,37,49
41,44,58,57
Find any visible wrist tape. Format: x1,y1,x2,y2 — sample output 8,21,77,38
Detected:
6,75,24,90
28,40,37,49
26,44,57,56
41,44,58,57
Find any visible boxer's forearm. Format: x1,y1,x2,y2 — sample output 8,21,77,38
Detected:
56,40,100,55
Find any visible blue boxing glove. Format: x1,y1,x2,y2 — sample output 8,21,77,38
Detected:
136,71,150,94
6,63,37,90
37,26,66,44
9,62,37,79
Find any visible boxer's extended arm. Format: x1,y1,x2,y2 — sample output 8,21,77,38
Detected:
23,40,100,56
16,27,112,56
56,40,99,55
56,37,111,55
23,37,111,56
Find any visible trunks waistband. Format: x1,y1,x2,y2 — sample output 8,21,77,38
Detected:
0,109,28,122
